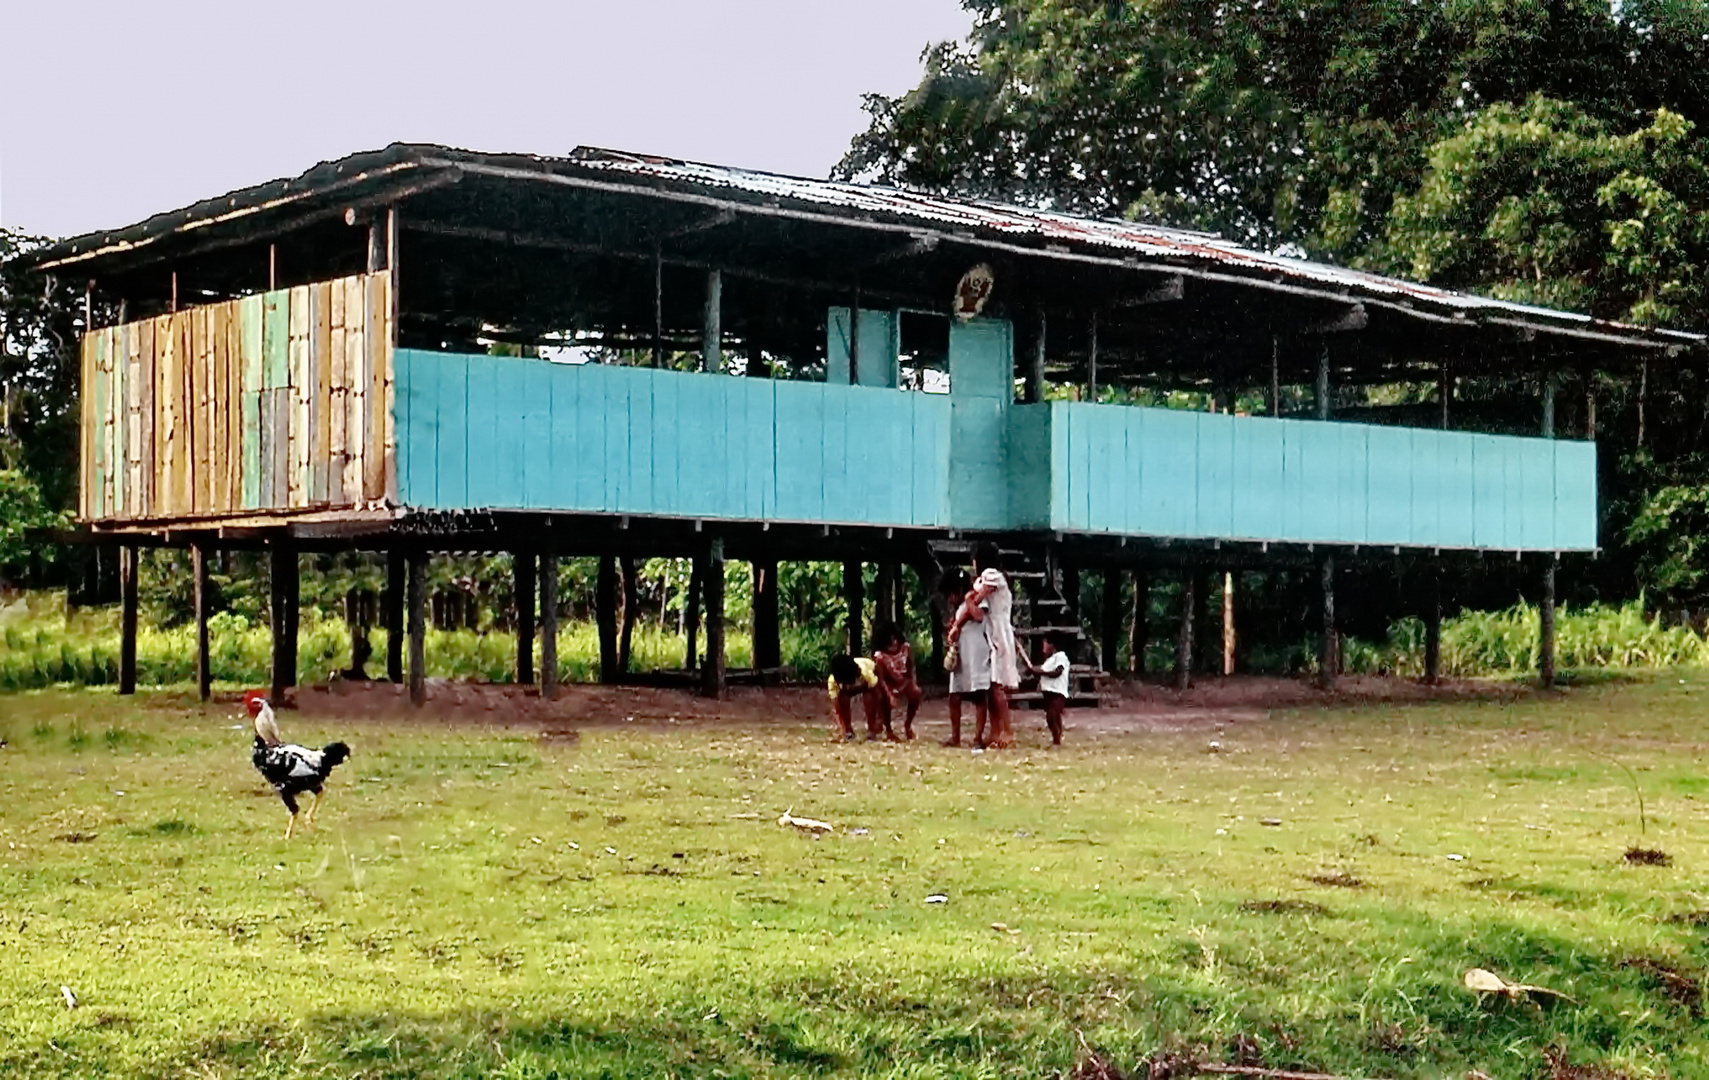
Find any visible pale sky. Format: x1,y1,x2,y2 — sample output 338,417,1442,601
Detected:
0,1,972,240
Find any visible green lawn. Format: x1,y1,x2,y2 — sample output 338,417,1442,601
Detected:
2,676,1707,1078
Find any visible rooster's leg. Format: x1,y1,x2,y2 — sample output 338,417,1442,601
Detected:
305,789,322,828
285,812,297,841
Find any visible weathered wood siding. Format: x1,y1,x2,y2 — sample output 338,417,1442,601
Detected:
79,271,393,522
1031,401,1598,551
394,350,953,528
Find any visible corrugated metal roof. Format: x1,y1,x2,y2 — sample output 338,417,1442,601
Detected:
29,142,1703,348
566,147,1703,346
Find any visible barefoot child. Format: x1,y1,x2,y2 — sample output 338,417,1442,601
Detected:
827,654,882,742
871,620,923,741
1026,632,1073,745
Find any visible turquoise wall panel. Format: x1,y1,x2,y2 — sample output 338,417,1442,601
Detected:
1044,401,1597,550
394,350,1595,550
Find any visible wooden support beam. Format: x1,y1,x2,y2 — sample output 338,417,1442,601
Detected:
539,553,558,699
1317,551,1337,691
1193,566,1214,674
1424,563,1442,686
844,560,864,656
1087,313,1100,401
514,551,536,686
407,551,426,705
193,542,211,701
385,549,405,682
1100,567,1122,674
651,242,664,368
119,544,138,696
1131,566,1148,676
1540,376,1557,687
1222,571,1236,676
269,539,297,702
1174,569,1194,690
752,558,780,670
1438,361,1452,429
875,559,898,635
684,556,703,671
597,555,619,683
1316,346,1332,420
1027,309,1047,404
1269,336,1281,416
702,535,726,699
618,555,638,675
702,269,722,373
1063,563,1080,626
849,278,862,384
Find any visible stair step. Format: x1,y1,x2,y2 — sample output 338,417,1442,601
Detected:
1015,625,1088,636
1008,690,1107,708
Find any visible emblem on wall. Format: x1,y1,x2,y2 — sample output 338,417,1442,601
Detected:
953,264,995,322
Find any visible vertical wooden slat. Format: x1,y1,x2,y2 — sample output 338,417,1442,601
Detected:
345,276,366,503
227,303,243,510
240,295,263,510
159,317,178,516
79,333,96,520
311,282,333,506
95,329,111,518
127,324,143,517
289,284,311,507
329,281,348,506
381,271,397,504
140,319,157,517
111,326,126,518
210,306,228,512
193,307,212,513
180,311,197,515
366,272,388,501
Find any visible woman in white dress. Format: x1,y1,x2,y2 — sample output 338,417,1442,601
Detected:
951,543,1018,748
941,569,989,747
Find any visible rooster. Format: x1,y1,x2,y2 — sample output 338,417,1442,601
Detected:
245,691,350,840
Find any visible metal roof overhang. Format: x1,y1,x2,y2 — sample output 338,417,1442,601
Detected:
30,143,1703,366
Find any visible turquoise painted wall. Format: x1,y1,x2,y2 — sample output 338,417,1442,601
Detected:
394,348,1597,551
825,307,900,387
396,350,950,529
1033,401,1596,551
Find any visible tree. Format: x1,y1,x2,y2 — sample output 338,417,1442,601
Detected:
1,229,85,515
839,0,1709,262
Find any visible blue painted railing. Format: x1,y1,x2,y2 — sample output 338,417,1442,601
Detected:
394,350,1597,550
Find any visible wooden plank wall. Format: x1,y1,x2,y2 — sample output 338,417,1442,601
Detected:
394,349,954,529
1043,401,1599,551
79,271,392,523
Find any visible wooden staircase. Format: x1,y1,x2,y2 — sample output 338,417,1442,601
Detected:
929,540,1113,708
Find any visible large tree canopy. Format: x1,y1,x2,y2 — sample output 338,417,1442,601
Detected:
839,0,1709,270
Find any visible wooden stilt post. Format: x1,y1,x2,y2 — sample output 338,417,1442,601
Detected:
1424,562,1442,686
1540,372,1557,688
1063,563,1080,626
193,542,211,701
702,535,726,698
539,552,558,700
1100,567,1122,674
618,556,638,675
1028,309,1047,403
119,544,138,696
269,539,297,703
385,549,405,683
1270,336,1281,416
404,551,426,705
1317,551,1337,691
1222,570,1236,676
1131,566,1148,675
684,556,703,671
1174,570,1194,690
1087,313,1099,402
596,555,619,683
1438,361,1452,429
1316,345,1332,420
875,559,898,635
752,558,780,670
514,552,536,686
1193,566,1213,674
843,560,864,656
703,269,722,373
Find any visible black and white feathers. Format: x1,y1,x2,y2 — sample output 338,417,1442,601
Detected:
246,695,349,836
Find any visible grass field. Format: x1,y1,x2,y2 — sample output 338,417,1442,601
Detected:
2,676,1708,1079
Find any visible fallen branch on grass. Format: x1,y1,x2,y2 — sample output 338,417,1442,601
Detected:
1193,1065,1391,1080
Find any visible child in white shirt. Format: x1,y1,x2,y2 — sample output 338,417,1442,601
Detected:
1027,632,1073,745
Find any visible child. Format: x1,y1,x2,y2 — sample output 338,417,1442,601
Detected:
871,620,923,741
1026,632,1073,746
827,653,882,742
